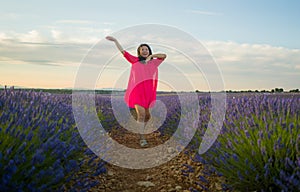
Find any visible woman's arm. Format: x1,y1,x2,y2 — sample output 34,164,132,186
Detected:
106,36,125,54
151,53,167,59
106,36,138,64
146,53,167,62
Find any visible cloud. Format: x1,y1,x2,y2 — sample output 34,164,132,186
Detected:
47,26,112,44
18,30,45,43
43,20,115,44
0,30,88,69
0,30,45,44
202,41,300,90
0,20,113,46
0,22,115,76
204,41,300,73
0,27,110,46
49,28,104,44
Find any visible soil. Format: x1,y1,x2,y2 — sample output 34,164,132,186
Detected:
88,128,226,192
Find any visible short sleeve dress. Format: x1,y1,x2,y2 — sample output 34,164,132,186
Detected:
123,51,164,109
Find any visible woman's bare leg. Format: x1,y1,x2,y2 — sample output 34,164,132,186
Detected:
145,108,151,122
135,104,148,147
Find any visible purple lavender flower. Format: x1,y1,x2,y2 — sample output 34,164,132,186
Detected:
232,153,239,161
244,130,250,138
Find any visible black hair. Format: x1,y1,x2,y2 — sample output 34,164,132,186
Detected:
137,43,152,63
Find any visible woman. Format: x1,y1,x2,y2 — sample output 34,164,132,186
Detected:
106,36,166,147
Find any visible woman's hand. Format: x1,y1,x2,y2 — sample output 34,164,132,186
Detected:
106,36,117,42
145,55,153,62
105,36,124,53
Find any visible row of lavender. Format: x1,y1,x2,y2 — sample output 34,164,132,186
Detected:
194,93,300,191
0,90,106,191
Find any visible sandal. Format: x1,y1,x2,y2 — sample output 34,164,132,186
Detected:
140,139,148,147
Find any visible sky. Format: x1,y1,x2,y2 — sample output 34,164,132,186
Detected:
0,0,300,91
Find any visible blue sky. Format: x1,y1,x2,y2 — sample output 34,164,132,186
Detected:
1,0,299,91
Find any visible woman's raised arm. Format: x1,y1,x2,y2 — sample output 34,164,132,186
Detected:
106,36,125,54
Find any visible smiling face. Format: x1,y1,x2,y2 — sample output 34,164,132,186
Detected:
137,44,152,59
139,46,150,58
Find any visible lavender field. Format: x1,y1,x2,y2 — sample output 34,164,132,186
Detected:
0,89,299,191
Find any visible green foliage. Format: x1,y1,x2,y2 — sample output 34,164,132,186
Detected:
200,95,300,191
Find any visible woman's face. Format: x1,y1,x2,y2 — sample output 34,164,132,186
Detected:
139,46,150,58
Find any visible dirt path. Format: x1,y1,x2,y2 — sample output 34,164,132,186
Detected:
89,128,225,192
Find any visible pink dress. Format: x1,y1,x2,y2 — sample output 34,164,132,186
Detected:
123,51,164,109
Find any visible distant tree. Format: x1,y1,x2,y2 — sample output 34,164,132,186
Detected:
289,89,299,93
275,88,284,93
